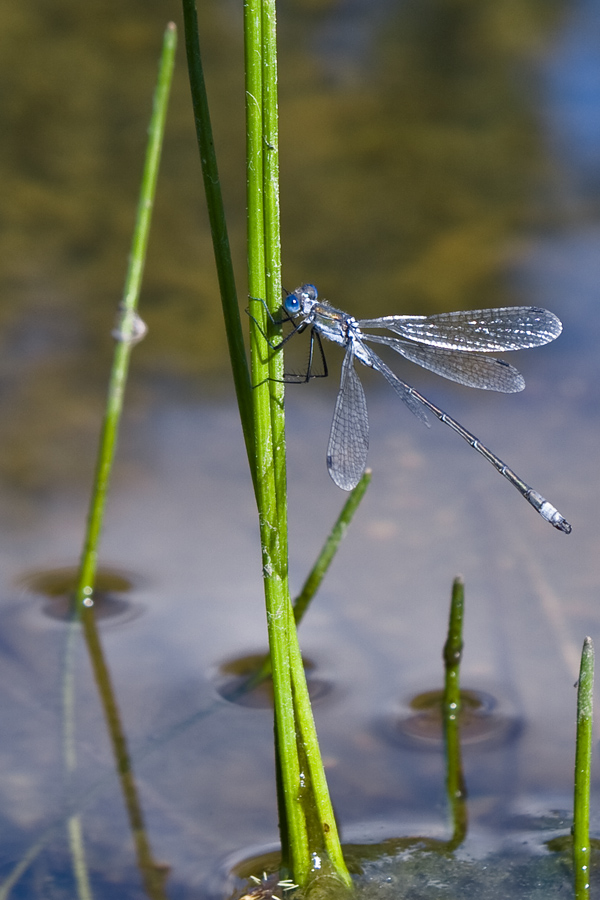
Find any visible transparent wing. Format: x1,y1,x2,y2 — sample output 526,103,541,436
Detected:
327,341,369,491
363,333,525,392
359,343,431,426
358,306,562,351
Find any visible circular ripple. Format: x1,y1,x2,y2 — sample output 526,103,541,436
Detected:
213,652,334,708
381,688,522,751
19,565,143,624
206,843,284,900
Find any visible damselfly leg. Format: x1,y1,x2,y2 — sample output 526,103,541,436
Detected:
248,295,328,383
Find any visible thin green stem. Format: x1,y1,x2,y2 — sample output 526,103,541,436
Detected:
574,636,594,900
442,576,467,848
293,472,371,625
76,23,177,605
181,0,256,489
244,0,265,306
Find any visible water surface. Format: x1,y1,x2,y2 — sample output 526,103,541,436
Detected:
1,0,600,896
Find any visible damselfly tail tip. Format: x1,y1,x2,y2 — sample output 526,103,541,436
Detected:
526,490,571,533
542,503,571,534
555,517,572,535
541,500,571,534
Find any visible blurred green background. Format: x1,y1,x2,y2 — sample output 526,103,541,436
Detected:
0,0,570,487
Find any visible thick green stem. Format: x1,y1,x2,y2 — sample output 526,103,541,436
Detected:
184,0,351,885
245,0,309,877
244,0,351,888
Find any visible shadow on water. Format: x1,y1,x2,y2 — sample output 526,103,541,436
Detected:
1,0,600,896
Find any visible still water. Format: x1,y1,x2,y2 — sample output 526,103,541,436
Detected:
1,0,600,896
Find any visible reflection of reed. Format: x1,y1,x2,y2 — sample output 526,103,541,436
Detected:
78,603,171,900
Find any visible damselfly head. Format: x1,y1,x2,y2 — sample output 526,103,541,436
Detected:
284,284,318,317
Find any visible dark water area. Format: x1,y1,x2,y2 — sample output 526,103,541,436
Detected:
1,0,600,897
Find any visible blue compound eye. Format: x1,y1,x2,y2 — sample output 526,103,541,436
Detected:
303,284,318,300
284,292,301,315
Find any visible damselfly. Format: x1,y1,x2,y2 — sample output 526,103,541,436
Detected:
275,284,571,534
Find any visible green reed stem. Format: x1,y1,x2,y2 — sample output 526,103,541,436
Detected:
574,636,594,900
75,23,176,605
183,0,306,874
63,25,176,900
244,0,350,888
181,0,256,490
288,636,350,883
183,0,350,885
230,472,372,697
293,471,371,625
442,576,467,848
242,0,306,881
